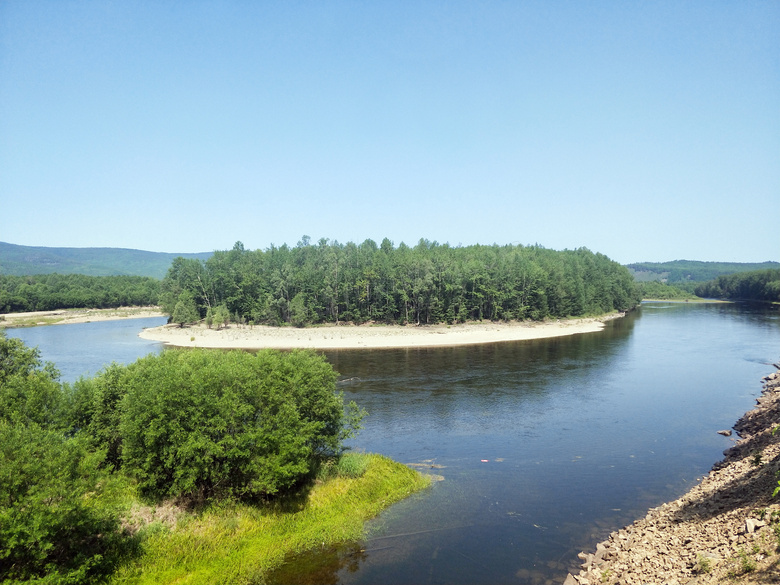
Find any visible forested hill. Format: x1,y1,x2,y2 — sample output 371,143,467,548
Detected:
627,260,780,284
161,240,640,326
0,242,212,279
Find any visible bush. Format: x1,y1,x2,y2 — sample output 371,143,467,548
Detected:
120,348,364,502
0,330,63,428
64,363,127,468
0,422,132,583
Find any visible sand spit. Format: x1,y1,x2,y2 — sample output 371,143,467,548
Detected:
569,363,780,585
138,315,623,350
0,306,165,328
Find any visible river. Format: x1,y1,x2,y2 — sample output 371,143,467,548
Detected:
6,302,780,584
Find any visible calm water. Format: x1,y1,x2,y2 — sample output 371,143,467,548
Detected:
6,304,780,584
6,316,167,381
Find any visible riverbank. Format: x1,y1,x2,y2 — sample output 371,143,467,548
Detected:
0,306,164,328
110,453,431,584
569,362,780,584
138,314,622,350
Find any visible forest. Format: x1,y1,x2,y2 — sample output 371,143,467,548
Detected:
0,274,160,313
159,239,641,327
694,269,780,302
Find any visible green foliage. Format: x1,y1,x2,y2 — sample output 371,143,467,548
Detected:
0,273,160,313
0,330,63,428
636,281,698,300
695,269,780,302
0,422,133,584
171,291,200,327
627,260,780,284
65,363,127,469
158,239,640,326
119,348,364,502
109,454,428,585
317,452,371,480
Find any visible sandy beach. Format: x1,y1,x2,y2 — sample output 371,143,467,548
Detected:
0,307,165,328
139,314,622,350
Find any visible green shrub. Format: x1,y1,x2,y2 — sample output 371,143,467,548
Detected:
0,330,63,428
64,363,127,468
120,348,364,502
0,422,133,583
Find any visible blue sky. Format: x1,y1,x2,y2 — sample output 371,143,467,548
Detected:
1,1,777,264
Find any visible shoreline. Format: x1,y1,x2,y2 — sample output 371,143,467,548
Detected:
138,314,623,350
0,306,165,328
570,362,780,584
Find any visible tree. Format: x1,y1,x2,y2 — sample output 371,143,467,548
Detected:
119,348,364,502
0,330,63,428
171,291,200,327
0,422,131,583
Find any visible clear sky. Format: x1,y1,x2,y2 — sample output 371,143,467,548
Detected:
1,1,777,264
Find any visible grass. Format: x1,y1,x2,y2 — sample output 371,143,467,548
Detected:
109,453,431,585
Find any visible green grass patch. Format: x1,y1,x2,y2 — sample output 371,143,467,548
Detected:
109,453,431,585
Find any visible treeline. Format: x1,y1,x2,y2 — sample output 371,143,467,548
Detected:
0,331,362,583
694,269,780,302
636,281,698,300
0,274,160,313
160,239,640,327
627,260,780,284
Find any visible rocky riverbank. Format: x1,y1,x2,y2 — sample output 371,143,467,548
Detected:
568,363,780,585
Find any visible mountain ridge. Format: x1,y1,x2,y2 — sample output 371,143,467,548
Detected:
0,242,213,279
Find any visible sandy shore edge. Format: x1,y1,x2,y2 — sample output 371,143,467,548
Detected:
138,314,624,350
0,307,165,328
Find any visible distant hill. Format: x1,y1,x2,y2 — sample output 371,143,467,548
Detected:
626,260,780,284
0,242,213,279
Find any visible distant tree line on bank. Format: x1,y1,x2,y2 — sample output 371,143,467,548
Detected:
160,238,640,327
627,260,780,285
0,274,160,313
694,269,780,302
636,281,698,300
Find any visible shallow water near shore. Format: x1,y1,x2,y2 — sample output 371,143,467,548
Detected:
6,304,780,583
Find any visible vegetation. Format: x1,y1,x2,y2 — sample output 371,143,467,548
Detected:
0,331,418,584
636,281,699,300
118,349,364,502
0,241,212,279
695,269,780,302
110,454,429,585
159,238,640,327
0,273,160,313
627,260,779,285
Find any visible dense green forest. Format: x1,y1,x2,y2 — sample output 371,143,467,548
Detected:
0,241,212,278
160,239,640,327
694,269,780,302
0,274,160,313
627,260,780,285
0,331,365,583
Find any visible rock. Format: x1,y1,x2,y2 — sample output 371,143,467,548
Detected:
563,574,578,585
745,518,766,533
717,429,732,436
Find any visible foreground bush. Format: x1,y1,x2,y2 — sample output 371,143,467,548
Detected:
0,423,132,584
120,348,364,502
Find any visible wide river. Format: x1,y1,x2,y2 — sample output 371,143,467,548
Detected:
7,302,780,584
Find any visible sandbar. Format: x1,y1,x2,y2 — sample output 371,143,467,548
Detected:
139,314,623,350
0,307,165,328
